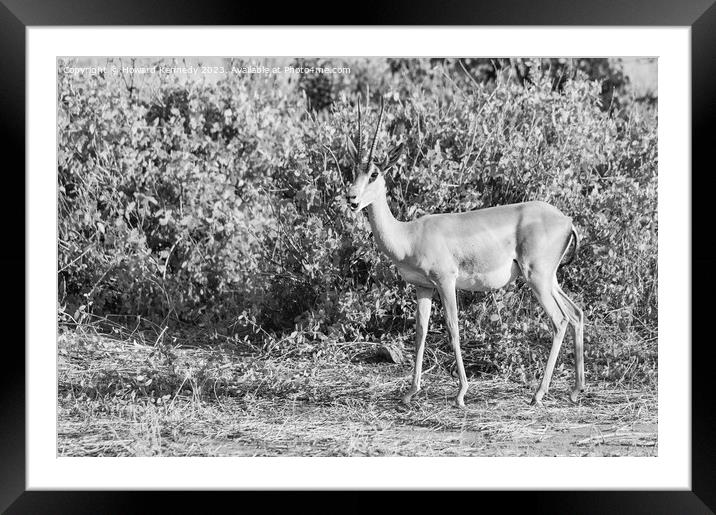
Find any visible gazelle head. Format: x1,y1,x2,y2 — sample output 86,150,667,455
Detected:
345,97,403,212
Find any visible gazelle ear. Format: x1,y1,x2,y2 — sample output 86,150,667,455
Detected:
383,142,404,171
346,134,359,163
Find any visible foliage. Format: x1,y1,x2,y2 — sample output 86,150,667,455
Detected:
58,57,657,382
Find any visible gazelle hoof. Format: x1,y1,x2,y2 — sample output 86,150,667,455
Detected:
454,398,466,409
569,390,580,404
401,388,419,405
530,395,544,407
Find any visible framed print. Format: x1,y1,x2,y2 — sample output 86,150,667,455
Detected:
3,0,714,512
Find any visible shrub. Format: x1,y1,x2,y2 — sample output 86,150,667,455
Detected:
58,57,657,382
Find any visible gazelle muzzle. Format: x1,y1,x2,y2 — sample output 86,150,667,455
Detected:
346,193,359,210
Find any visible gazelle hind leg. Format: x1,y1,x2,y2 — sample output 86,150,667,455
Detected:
527,277,569,406
556,285,585,402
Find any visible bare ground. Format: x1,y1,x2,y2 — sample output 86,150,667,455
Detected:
57,329,657,457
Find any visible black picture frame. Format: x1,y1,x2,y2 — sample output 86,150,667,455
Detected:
2,1,712,512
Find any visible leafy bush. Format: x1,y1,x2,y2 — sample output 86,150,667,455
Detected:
58,57,657,383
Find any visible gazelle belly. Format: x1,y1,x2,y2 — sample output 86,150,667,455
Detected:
456,260,520,292
396,260,521,292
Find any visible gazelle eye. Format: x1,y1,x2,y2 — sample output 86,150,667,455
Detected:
370,171,379,180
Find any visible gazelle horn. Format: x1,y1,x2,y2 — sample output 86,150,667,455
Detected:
367,96,385,165
357,97,362,164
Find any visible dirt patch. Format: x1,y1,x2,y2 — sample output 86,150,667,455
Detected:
57,329,657,457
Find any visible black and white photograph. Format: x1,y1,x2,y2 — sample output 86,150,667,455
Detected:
57,56,658,458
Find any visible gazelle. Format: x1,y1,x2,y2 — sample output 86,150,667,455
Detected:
345,97,584,407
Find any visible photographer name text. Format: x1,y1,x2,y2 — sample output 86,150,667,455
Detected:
62,64,351,76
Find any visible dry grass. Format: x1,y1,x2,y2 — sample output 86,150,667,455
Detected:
58,326,657,457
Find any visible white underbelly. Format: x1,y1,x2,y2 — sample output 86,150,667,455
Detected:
397,261,520,291
456,261,520,291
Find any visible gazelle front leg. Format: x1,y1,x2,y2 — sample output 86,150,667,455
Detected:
401,286,433,405
435,277,469,408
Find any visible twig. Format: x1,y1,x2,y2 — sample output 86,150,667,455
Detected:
457,59,481,90
323,144,346,186
576,431,655,446
59,243,95,273
162,235,184,280
154,326,168,347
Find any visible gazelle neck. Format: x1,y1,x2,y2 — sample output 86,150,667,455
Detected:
366,188,409,262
